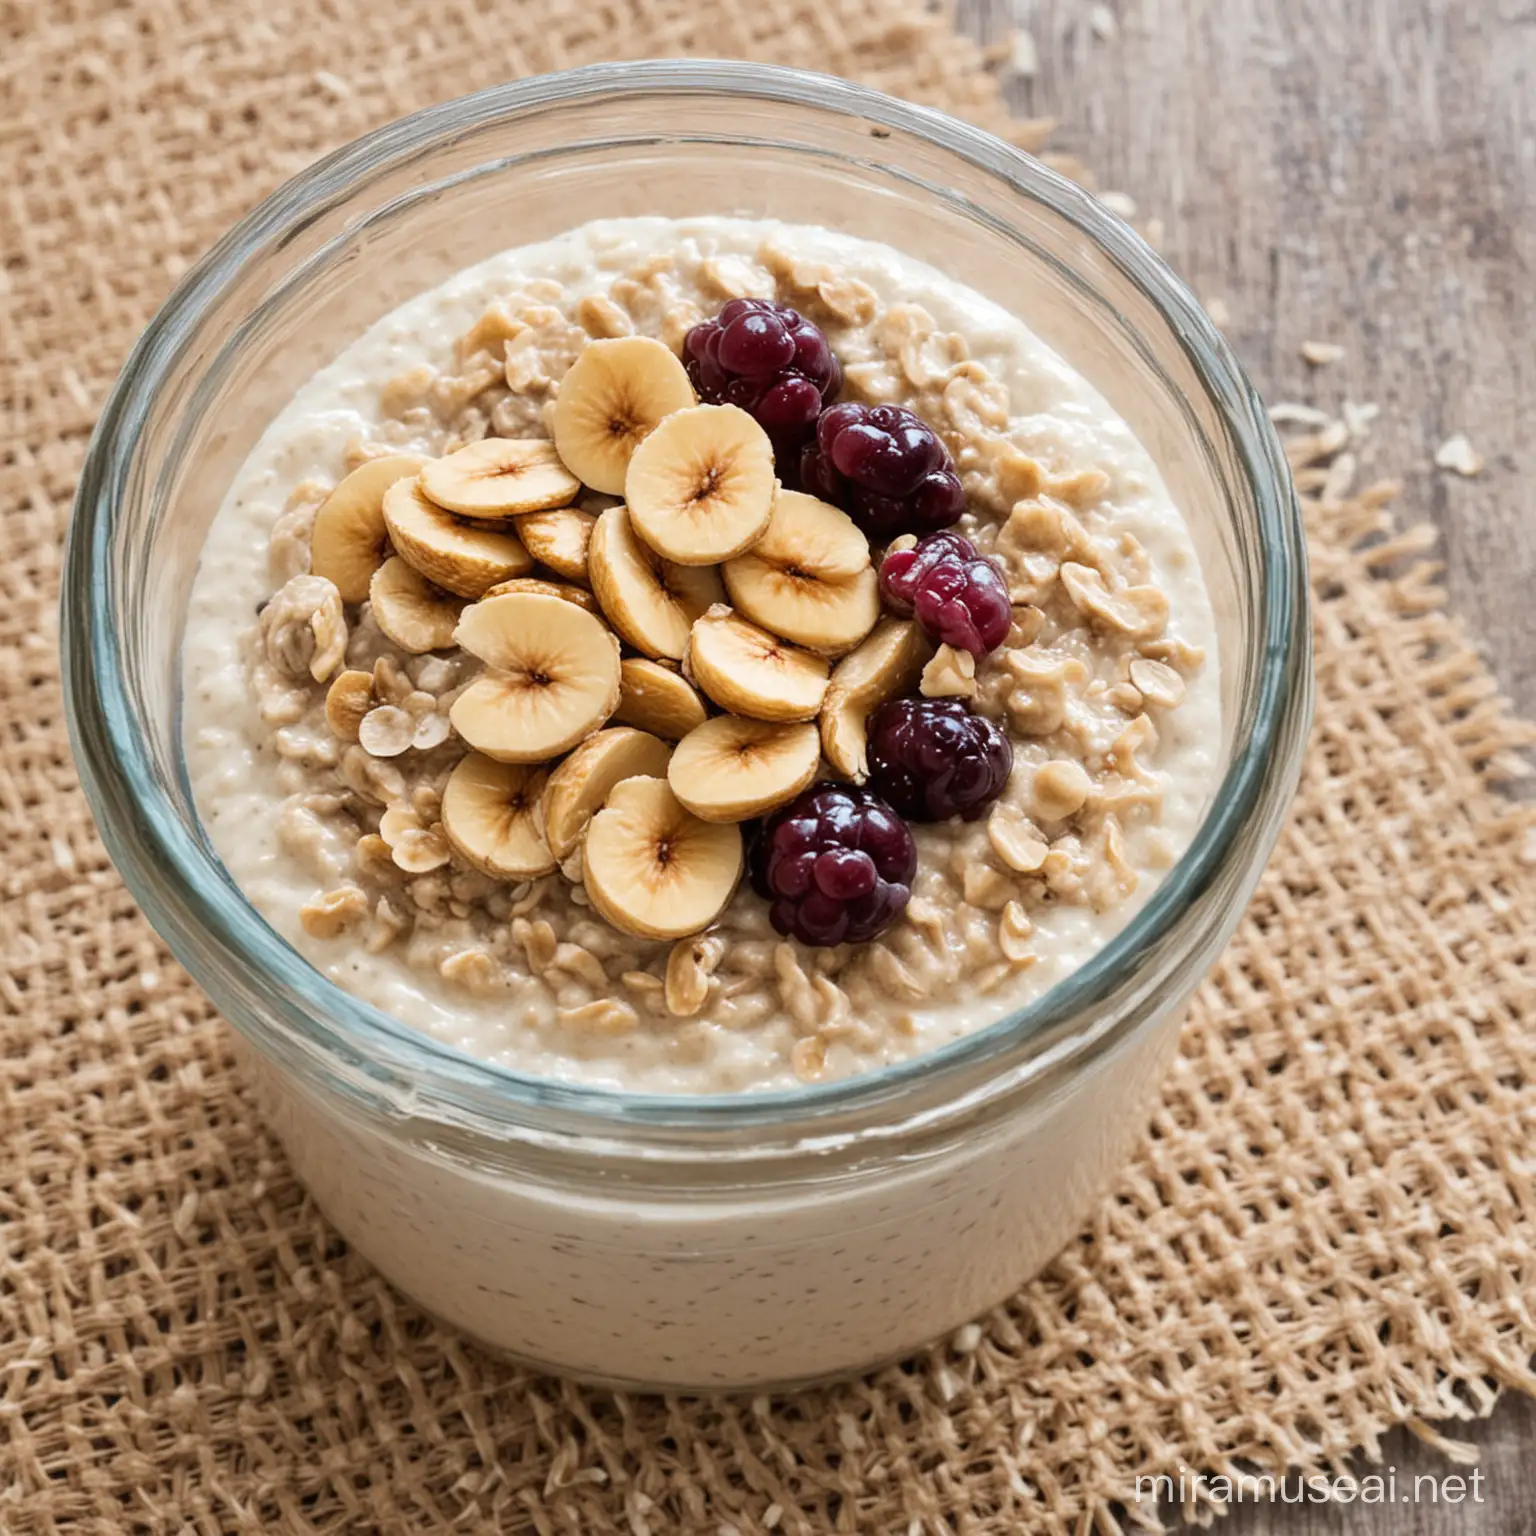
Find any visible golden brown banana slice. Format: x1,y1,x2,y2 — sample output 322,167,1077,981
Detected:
625,403,776,565
552,336,696,494
441,754,558,879
612,657,711,741
369,556,463,653
723,552,879,656
419,438,580,519
539,726,673,861
667,715,821,823
583,776,743,940
721,485,879,653
685,605,829,722
448,592,621,762
819,618,933,782
758,489,870,578
513,505,597,583
587,505,724,660
382,477,533,598
310,454,424,602
480,575,598,612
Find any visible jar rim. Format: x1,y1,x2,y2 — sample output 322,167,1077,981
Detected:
63,59,1311,1143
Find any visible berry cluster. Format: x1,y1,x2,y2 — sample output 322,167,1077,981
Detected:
686,301,1015,947
750,784,917,947
867,698,1013,823
879,530,1012,658
800,403,966,539
683,299,841,460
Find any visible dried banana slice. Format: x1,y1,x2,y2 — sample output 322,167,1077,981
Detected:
612,657,710,741
310,454,424,602
383,477,533,598
625,403,776,565
685,605,829,722
588,505,723,661
369,557,463,654
583,776,743,940
668,715,821,823
441,753,558,879
448,592,621,762
552,336,695,494
539,726,673,861
419,438,580,519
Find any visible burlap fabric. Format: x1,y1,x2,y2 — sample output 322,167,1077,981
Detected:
5,0,1536,1530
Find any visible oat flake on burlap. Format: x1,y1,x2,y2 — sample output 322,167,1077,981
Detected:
4,1,1536,1532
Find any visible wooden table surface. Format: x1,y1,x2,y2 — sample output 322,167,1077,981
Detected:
953,0,1536,1529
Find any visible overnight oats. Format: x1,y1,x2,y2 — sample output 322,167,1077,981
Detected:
183,215,1221,1096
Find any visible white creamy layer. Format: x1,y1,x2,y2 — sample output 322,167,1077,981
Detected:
183,216,1223,1094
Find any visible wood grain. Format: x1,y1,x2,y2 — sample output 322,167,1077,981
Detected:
952,0,1536,1528
958,0,1536,715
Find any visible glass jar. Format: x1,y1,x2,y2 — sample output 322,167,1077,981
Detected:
63,61,1311,1390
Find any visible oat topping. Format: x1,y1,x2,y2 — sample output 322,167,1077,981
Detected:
1434,432,1485,478
201,219,1213,1089
260,574,348,683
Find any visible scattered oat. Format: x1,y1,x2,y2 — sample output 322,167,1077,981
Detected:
1128,657,1186,708
300,886,369,939
1099,191,1137,220
440,949,502,995
411,713,451,751
575,294,634,338
1301,340,1345,367
558,998,639,1035
665,935,724,1018
338,745,406,806
391,827,451,875
358,704,415,758
1089,3,1118,40
553,942,607,990
792,1035,827,1081
1007,28,1038,77
1343,399,1380,440
261,573,347,683
313,69,352,101
1059,562,1169,639
988,806,1049,874
1032,760,1094,821
1268,402,1332,428
1434,432,1485,477
998,901,1035,964
324,669,373,743
920,644,978,700
1101,681,1141,714
963,863,1014,910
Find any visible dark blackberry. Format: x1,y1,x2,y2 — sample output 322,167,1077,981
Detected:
799,402,965,538
866,697,1012,822
880,530,1012,657
682,299,840,461
748,782,916,947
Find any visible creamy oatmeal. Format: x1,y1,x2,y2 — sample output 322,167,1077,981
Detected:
183,216,1221,1095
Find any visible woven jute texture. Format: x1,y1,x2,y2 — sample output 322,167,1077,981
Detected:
5,0,1536,1531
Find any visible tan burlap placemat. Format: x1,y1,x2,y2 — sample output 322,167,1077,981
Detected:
5,0,1536,1530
